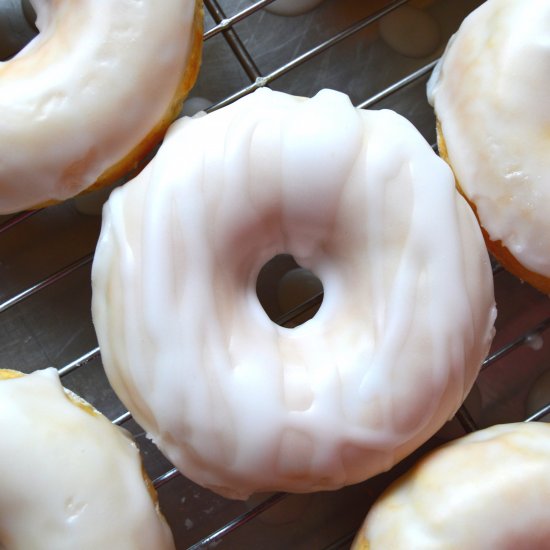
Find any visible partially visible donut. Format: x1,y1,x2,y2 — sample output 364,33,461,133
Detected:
91,88,496,499
0,368,174,549
353,422,550,549
428,0,550,294
0,0,203,214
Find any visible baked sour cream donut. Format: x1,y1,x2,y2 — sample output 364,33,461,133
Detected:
0,368,174,550
0,0,202,214
428,0,550,294
353,422,550,549
91,88,496,499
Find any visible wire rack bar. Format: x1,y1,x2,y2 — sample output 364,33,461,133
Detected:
113,410,132,426
154,467,181,489
525,403,550,423
455,403,479,433
203,0,276,40
277,292,323,327
0,209,41,234
204,0,263,81
58,346,100,377
187,492,288,550
209,0,411,110
357,58,439,109
0,253,93,314
481,316,550,371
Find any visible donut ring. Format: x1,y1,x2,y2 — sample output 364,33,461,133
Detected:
428,0,550,294
91,88,496,499
0,368,174,549
353,422,550,549
0,0,202,214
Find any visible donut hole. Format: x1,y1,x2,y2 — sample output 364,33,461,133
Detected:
0,0,38,61
21,0,37,29
256,254,323,328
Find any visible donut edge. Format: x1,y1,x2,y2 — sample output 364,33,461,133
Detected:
28,0,204,212
0,368,164,523
436,121,550,296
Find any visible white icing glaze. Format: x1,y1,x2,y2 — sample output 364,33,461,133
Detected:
0,0,199,214
354,422,550,549
428,0,550,278
0,368,174,550
91,88,496,499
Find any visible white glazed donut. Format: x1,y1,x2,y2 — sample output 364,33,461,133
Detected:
91,88,496,499
353,422,550,549
0,0,202,214
428,0,550,294
0,368,174,550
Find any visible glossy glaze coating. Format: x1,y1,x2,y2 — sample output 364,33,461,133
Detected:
0,368,174,550
354,423,550,549
428,0,550,288
92,88,496,499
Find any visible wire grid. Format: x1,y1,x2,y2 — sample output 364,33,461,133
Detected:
2,0,550,548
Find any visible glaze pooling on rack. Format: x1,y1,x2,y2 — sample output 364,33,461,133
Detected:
1,0,550,548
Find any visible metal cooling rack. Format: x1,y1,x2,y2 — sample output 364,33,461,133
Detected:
2,0,550,548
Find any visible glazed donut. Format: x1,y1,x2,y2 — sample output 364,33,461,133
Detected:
0,0,202,214
0,368,174,550
353,422,550,549
428,0,550,294
91,88,496,499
